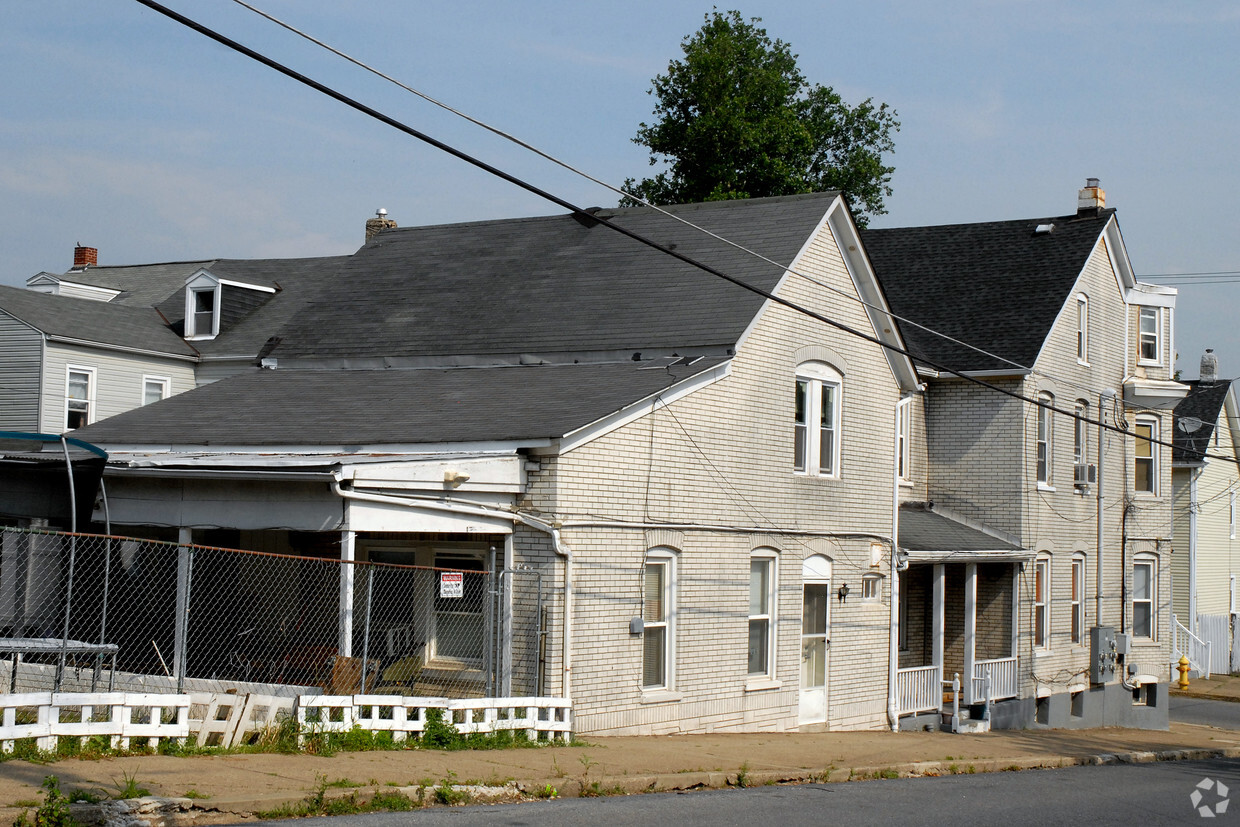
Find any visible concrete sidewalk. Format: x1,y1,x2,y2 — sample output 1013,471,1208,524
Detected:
3,721,1240,825
1171,670,1240,703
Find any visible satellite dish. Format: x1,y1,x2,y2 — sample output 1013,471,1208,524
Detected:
1178,416,1204,433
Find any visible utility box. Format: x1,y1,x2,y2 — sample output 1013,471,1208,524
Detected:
1090,626,1117,684
1115,633,1131,656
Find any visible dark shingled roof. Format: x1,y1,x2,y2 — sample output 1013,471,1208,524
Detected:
0,284,197,357
861,210,1115,372
898,503,1022,553
271,194,839,360
1173,379,1234,465
71,359,727,446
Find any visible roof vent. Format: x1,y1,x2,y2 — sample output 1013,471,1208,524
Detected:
1201,348,1218,384
1035,224,1055,234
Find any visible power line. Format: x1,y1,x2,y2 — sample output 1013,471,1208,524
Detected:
229,0,1182,418
131,0,1234,471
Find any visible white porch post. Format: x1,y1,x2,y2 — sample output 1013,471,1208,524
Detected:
174,527,192,687
964,563,977,704
339,529,355,657
932,564,945,684
1011,566,1021,659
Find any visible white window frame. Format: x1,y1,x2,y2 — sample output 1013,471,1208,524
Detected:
142,375,171,406
1071,554,1086,645
1076,294,1089,365
861,573,882,601
185,282,221,340
896,398,912,485
1073,401,1088,468
642,549,676,691
64,366,96,431
1138,306,1162,366
1036,394,1053,488
1034,555,1050,650
1132,554,1158,640
748,551,778,682
794,362,842,478
1133,415,1159,496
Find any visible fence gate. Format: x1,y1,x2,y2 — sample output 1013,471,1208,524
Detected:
1199,613,1231,676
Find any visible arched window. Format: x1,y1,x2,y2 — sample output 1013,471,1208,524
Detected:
1034,554,1051,650
794,361,842,477
642,548,677,690
1132,554,1159,640
1036,394,1054,486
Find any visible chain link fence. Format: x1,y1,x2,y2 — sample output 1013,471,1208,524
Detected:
0,527,551,700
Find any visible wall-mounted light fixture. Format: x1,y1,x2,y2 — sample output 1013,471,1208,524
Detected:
837,583,850,603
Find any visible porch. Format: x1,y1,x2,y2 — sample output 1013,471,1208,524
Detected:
896,561,1021,715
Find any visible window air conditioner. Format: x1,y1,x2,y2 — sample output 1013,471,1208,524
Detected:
1074,463,1097,487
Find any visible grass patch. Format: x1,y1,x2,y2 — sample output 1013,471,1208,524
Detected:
112,770,151,800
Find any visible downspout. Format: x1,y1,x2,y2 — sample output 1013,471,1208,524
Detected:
1189,467,1202,635
887,398,906,731
1097,389,1116,627
329,478,574,699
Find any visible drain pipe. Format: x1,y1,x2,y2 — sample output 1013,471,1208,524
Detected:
887,398,908,732
330,479,573,699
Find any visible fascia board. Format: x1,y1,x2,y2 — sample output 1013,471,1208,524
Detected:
557,360,731,455
1028,226,1119,375
44,334,198,362
218,278,277,294
1224,384,1240,465
93,439,550,457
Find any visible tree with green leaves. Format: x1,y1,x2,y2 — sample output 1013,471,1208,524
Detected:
624,10,899,225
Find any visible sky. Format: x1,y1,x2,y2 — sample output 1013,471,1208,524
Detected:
2,1,1238,379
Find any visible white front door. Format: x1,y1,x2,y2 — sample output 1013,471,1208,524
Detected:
799,556,832,725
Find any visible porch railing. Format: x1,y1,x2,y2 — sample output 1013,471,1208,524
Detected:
972,657,1018,701
896,665,941,714
1172,614,1212,679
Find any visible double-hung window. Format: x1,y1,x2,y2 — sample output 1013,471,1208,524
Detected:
1134,416,1158,495
1034,556,1050,649
143,376,170,406
1138,306,1161,364
1036,394,1053,486
642,552,675,690
794,362,842,477
896,399,911,483
748,553,776,679
1073,402,1088,468
1071,555,1085,645
1132,555,1158,639
65,367,95,430
1076,294,1089,364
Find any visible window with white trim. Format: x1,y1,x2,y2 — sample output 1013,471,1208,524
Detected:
861,573,881,601
748,552,777,678
1036,394,1053,486
896,399,911,483
1138,306,1161,364
65,367,95,430
1134,416,1158,495
1034,556,1050,649
1073,401,1088,468
1071,554,1085,645
794,362,842,477
1076,294,1089,364
186,285,220,339
1132,555,1158,639
642,551,675,690
142,376,170,406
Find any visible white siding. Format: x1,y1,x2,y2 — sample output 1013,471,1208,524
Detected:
0,312,43,430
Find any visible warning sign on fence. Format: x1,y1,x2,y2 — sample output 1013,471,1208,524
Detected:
440,571,463,598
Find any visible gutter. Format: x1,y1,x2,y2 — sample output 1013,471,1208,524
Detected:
328,479,573,700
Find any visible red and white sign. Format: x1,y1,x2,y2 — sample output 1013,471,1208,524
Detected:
440,571,464,598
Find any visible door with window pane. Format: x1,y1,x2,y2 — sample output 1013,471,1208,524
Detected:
799,556,831,724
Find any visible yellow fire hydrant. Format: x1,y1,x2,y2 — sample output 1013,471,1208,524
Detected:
1177,655,1191,691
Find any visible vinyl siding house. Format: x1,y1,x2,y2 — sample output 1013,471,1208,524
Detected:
1171,358,1240,676
70,193,926,735
863,181,1185,730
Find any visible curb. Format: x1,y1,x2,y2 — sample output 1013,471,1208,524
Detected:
62,746,1240,825
1170,690,1240,704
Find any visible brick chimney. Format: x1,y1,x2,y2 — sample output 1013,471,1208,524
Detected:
72,245,98,269
365,208,397,242
1077,178,1106,216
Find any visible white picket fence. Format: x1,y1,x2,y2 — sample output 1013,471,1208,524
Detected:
1,691,572,752
297,695,573,743
0,692,190,753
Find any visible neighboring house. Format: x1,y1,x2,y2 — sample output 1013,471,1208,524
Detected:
2,246,353,441
71,192,926,735
1171,350,1240,675
863,180,1185,729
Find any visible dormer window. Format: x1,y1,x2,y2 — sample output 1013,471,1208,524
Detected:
184,273,222,340
1138,306,1161,365
193,289,215,334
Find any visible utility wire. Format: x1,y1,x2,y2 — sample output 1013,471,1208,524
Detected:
230,0,1186,415
132,0,1234,470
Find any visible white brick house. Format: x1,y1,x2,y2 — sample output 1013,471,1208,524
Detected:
71,193,922,735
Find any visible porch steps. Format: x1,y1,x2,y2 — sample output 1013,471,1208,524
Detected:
941,705,990,734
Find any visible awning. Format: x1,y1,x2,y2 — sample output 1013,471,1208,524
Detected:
898,502,1032,564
